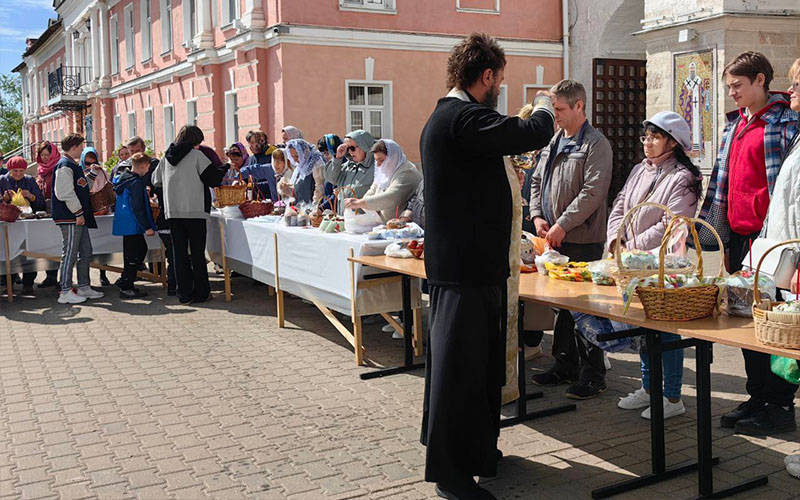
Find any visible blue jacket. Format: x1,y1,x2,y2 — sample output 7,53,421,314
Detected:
240,163,279,202
51,156,97,228
112,171,156,236
0,174,46,212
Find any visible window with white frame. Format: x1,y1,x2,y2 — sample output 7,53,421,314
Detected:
128,111,137,137
456,0,500,14
346,83,390,139
339,0,395,12
187,0,198,39
144,108,154,142
225,92,238,145
141,0,152,61
160,0,173,53
223,0,238,25
110,16,119,74
124,4,135,68
494,84,508,115
186,100,197,126
163,105,175,146
114,114,122,149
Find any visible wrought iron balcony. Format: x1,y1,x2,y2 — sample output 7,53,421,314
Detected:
47,66,92,110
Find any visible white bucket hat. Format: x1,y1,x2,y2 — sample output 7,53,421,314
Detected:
642,111,692,151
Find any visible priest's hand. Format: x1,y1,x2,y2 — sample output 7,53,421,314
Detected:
545,223,566,248
533,217,550,239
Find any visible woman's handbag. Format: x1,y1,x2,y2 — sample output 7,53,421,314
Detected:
742,238,800,290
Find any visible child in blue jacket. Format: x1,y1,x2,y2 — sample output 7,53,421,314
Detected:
113,152,156,299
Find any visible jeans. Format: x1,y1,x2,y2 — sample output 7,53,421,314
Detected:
641,332,684,400
169,218,210,301
120,234,148,290
58,224,92,292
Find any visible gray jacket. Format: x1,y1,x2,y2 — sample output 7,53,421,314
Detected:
152,149,212,219
529,121,613,244
324,129,375,199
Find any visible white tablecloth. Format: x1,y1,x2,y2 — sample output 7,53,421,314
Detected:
1,216,162,270
207,214,422,316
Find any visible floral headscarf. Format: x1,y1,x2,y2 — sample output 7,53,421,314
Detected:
286,139,324,183
282,126,304,141
373,139,407,190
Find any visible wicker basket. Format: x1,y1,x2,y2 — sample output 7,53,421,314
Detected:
753,239,800,349
0,203,21,223
214,185,247,207
635,216,724,322
239,200,274,219
90,182,116,212
611,202,695,295
150,202,160,221
310,211,323,227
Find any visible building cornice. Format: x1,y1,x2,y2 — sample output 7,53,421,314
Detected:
634,11,800,41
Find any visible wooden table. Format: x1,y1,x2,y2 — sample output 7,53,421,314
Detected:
351,256,800,498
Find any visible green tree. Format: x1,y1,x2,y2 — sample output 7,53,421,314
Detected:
0,74,23,155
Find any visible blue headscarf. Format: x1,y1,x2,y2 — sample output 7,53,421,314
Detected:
286,139,324,183
80,147,99,168
323,134,342,157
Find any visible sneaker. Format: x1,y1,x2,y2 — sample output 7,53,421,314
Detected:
642,398,686,420
618,387,651,410
524,345,545,361
392,331,403,340
532,369,577,386
784,454,800,467
788,461,800,479
57,289,87,304
565,379,607,400
167,289,177,297
120,288,148,299
435,479,496,500
721,399,767,428
604,352,612,370
734,404,796,436
21,285,34,295
38,277,58,288
76,287,104,300
382,323,396,333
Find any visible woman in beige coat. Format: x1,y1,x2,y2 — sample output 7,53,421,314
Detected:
343,139,421,222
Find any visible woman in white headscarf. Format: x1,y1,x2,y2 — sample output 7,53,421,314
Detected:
343,139,422,222
285,139,325,206
281,126,304,144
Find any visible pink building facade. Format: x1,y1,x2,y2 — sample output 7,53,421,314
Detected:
16,0,566,164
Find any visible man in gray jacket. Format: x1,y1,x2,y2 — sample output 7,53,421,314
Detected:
325,129,375,203
529,79,613,400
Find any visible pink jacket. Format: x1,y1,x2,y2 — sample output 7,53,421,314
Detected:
606,155,700,252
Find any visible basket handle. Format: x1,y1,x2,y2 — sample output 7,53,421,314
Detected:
614,202,674,271
753,238,800,304
656,216,725,287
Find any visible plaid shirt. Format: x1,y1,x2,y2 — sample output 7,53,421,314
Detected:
698,93,798,249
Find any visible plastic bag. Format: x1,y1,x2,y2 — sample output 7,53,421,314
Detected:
571,312,640,353
373,222,424,240
344,208,383,234
770,355,800,384
620,249,657,270
384,242,413,259
588,259,617,286
534,249,568,275
10,189,30,208
724,270,776,317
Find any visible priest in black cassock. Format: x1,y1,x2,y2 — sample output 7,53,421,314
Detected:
419,33,556,500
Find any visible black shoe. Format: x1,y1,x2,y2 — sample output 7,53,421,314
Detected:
734,404,796,436
178,296,194,304
435,479,496,500
120,288,148,299
38,277,58,288
721,399,767,429
100,275,111,286
114,277,123,289
565,379,607,400
21,285,34,295
532,369,577,387
167,289,177,297
193,294,213,304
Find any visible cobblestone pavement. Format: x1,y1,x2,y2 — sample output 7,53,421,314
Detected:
2,270,799,499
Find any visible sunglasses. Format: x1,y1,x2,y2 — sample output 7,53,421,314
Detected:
227,152,242,157
84,161,98,166
346,146,357,153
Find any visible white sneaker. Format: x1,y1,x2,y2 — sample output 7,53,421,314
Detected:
392,331,404,340
58,289,87,304
524,345,545,361
784,454,800,467
642,398,686,420
76,287,104,299
788,461,800,479
618,387,651,410
604,352,612,370
382,323,396,333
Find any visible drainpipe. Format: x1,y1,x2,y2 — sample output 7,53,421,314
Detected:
562,0,570,79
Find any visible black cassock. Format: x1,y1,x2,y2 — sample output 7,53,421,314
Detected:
419,89,554,483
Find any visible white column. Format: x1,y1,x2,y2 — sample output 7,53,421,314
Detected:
98,1,111,87
91,9,100,81
194,0,214,48
66,27,74,67
242,0,266,30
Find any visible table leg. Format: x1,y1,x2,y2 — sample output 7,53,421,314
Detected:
3,225,12,303
160,241,167,288
273,233,284,328
361,274,425,380
692,341,768,499
500,301,575,428
413,307,423,357
218,219,231,302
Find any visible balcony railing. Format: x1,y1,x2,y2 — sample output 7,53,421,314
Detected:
48,66,92,101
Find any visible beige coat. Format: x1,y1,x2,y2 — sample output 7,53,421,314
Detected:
362,160,422,222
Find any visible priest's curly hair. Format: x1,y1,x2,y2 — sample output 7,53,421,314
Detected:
446,33,506,90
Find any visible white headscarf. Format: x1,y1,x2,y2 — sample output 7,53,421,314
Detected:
373,139,406,190
282,126,304,141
